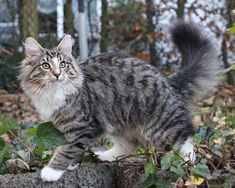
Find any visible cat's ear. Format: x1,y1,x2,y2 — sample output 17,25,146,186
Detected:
24,37,43,59
57,34,74,56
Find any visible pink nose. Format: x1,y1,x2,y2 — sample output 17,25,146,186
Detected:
53,72,61,79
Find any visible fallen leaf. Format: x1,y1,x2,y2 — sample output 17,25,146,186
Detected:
185,176,205,186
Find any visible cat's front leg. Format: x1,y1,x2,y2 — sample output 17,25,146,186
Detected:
40,143,85,182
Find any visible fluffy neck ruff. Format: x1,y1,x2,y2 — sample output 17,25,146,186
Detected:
23,78,83,121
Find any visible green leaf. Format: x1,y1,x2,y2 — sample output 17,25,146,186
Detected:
156,179,171,188
140,176,172,188
161,152,179,170
193,135,202,145
196,126,215,140
192,163,209,178
0,115,17,136
140,174,157,188
223,175,234,188
228,23,235,34
34,146,45,156
170,164,186,177
0,139,7,163
36,122,66,149
144,162,156,175
228,116,235,128
24,127,37,136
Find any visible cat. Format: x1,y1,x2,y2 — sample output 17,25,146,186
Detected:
19,21,220,182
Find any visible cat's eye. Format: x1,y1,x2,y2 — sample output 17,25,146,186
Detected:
60,61,66,68
42,63,50,69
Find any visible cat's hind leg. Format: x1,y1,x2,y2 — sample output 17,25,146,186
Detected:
95,135,137,162
143,119,196,163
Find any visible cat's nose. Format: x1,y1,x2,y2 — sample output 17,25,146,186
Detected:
53,72,61,79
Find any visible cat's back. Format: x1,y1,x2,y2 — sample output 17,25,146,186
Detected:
79,53,174,107
80,52,163,82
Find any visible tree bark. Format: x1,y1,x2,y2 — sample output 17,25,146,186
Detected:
222,0,235,85
100,0,108,52
177,0,185,19
176,0,187,67
19,0,38,41
64,0,74,35
145,0,159,66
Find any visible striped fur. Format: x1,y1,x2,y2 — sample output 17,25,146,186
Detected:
19,21,220,181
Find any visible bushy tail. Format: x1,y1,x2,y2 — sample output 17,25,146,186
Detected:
170,21,220,102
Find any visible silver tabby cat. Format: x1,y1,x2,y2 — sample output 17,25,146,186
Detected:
19,21,220,181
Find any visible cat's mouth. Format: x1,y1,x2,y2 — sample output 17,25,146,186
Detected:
49,78,65,83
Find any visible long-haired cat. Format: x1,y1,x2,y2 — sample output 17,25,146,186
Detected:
19,21,220,181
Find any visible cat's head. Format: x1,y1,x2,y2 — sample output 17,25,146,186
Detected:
19,35,83,98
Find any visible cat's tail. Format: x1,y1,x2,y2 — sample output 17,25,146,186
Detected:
169,21,220,102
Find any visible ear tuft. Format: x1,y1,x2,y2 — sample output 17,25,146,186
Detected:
24,37,43,58
57,34,74,56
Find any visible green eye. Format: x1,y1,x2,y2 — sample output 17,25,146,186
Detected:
60,61,66,68
42,62,50,69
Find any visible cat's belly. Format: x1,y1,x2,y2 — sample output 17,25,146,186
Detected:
107,126,148,146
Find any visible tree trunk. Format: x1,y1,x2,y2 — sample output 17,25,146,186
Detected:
100,0,108,52
222,0,235,85
145,0,159,66
19,0,38,41
176,0,187,67
64,0,74,35
177,0,185,19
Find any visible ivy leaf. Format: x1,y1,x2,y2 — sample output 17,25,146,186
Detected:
228,116,235,129
140,174,157,188
161,151,179,170
196,126,215,140
156,179,172,188
170,164,186,177
35,122,66,150
185,176,205,186
0,116,17,136
192,163,209,178
0,139,7,163
228,23,235,34
24,127,37,136
144,162,156,175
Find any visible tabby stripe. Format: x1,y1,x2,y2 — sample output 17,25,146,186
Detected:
76,130,95,139
64,125,87,134
59,115,77,125
28,64,41,77
71,141,86,149
57,151,74,160
67,62,79,74
145,97,168,133
46,51,53,58
160,110,185,133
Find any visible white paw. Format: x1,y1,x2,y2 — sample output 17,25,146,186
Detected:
41,166,65,182
180,149,196,162
94,150,117,162
180,137,196,162
67,163,80,171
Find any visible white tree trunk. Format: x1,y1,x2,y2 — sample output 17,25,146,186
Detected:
57,0,64,39
78,12,88,60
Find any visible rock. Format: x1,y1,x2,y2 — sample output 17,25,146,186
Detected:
0,163,117,188
4,102,11,106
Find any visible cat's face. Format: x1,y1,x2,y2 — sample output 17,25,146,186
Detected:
19,35,83,97
25,49,75,83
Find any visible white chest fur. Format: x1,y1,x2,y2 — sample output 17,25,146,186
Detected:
29,85,66,120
